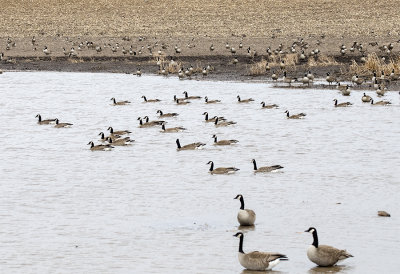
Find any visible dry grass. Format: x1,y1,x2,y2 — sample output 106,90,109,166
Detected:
349,53,400,75
307,55,339,67
249,58,268,75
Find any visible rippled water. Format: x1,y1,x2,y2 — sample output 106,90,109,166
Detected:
1,71,399,273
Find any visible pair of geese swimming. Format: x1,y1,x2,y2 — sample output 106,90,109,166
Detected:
35,114,73,128
233,194,353,271
205,159,283,175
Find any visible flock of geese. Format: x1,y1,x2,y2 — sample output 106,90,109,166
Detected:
32,83,373,271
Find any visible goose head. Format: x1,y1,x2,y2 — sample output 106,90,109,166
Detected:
237,95,241,101
305,227,317,233
87,141,94,147
233,232,244,238
234,194,243,200
156,110,162,114
202,112,208,115
207,161,214,165
107,126,113,132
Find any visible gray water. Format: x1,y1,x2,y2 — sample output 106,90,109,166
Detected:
0,71,399,273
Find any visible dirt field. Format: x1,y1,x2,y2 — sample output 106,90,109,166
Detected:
1,0,400,82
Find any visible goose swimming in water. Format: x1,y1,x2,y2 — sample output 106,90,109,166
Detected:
87,141,113,151
35,114,56,125
305,227,353,267
233,232,288,271
110,97,131,105
54,118,73,128
212,135,238,145
176,139,205,150
252,159,283,173
207,161,239,174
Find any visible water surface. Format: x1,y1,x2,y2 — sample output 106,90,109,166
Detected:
1,72,399,273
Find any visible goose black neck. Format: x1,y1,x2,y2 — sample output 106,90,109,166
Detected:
261,102,265,107
213,136,217,143
112,98,116,104
159,110,163,115
37,115,42,122
286,112,289,117
143,96,147,101
209,162,214,171
139,119,143,125
238,235,244,253
312,230,319,248
239,196,245,210
162,124,165,130
109,128,113,133
252,160,258,170
100,133,104,139
176,139,181,148
204,113,208,120
334,100,337,106
214,118,218,125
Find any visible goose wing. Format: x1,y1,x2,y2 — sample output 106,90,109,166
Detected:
316,245,353,264
246,251,288,265
256,165,283,172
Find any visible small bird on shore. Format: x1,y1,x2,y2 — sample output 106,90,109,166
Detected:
136,68,142,76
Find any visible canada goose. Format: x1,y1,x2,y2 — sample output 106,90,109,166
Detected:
136,68,142,76
202,112,225,122
260,102,279,109
252,159,283,173
326,73,336,85
183,91,201,100
54,118,73,128
141,95,160,103
280,60,286,70
173,95,186,102
362,93,371,102
237,95,254,103
157,110,179,118
110,97,131,105
283,71,297,86
333,99,352,107
271,71,278,81
107,126,131,135
354,75,364,86
161,122,186,133
98,132,122,142
207,161,239,174
390,69,399,81
176,98,190,105
87,141,114,151
336,83,351,96
106,137,134,146
234,194,256,226
233,232,288,271
302,74,310,86
43,46,51,55
370,99,391,105
176,139,205,150
137,117,153,128
143,116,164,126
209,44,214,51
204,96,221,104
35,114,56,125
307,70,315,82
305,227,353,267
214,117,236,127
285,110,306,119
212,134,238,145
376,86,386,96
